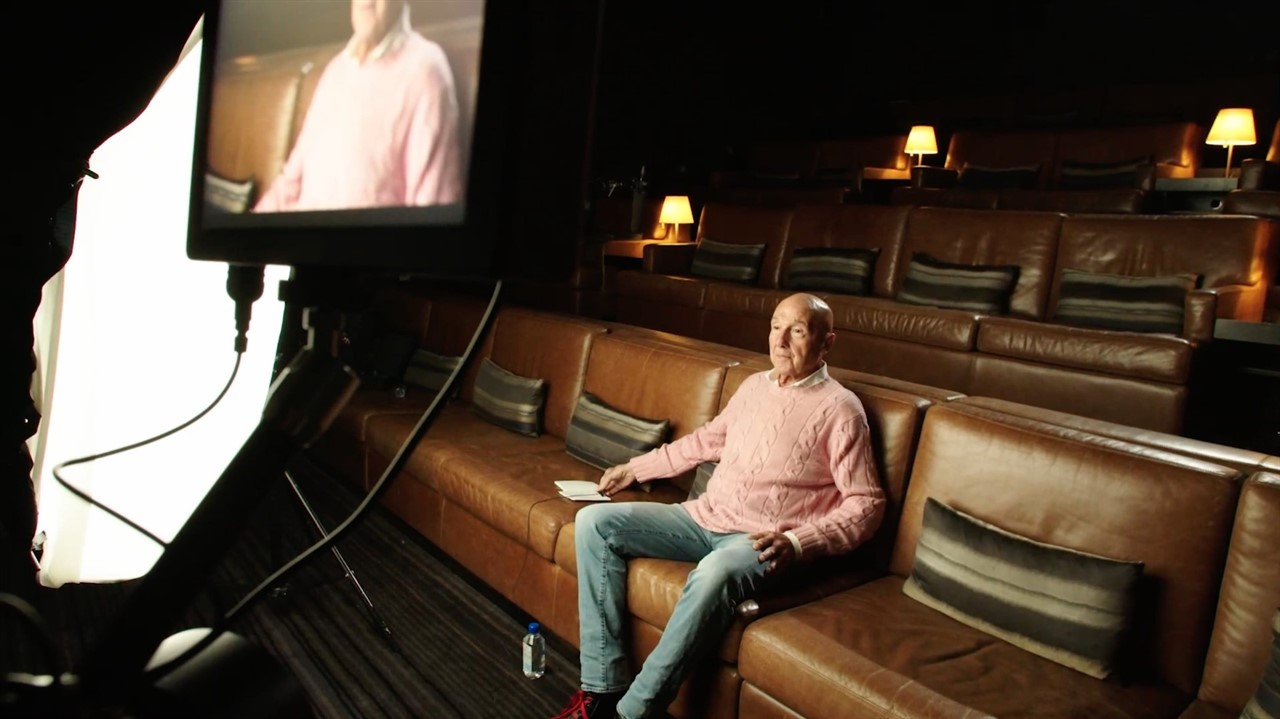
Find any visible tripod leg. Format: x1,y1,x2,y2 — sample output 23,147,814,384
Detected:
283,470,393,642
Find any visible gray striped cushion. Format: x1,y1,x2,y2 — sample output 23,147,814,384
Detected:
896,253,1020,314
1242,608,1280,719
204,172,255,214
688,461,718,500
785,247,879,295
403,349,461,393
566,393,670,473
690,239,767,284
1058,156,1151,190
471,358,545,437
957,163,1040,190
903,497,1142,679
1055,269,1197,335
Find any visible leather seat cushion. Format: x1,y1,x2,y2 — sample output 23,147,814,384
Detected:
615,271,709,307
738,576,1191,719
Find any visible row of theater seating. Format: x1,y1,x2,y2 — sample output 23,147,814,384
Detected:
310,286,1279,719
607,202,1275,434
711,122,1211,212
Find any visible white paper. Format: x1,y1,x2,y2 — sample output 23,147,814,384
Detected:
556,480,610,501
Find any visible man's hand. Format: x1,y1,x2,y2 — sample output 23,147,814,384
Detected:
750,531,797,576
597,464,637,496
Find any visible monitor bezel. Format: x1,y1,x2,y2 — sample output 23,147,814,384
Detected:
186,0,516,277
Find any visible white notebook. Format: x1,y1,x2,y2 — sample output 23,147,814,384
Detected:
555,480,610,502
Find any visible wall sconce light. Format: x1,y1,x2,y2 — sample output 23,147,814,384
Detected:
659,195,694,242
904,125,938,169
1206,108,1256,178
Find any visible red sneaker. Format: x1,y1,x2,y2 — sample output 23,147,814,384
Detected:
550,689,621,719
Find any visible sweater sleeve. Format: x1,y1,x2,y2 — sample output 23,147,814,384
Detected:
627,374,752,483
789,409,885,557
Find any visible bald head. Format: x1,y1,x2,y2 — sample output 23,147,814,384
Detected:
768,293,836,386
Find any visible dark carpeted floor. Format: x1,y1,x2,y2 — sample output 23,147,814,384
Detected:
2,457,582,718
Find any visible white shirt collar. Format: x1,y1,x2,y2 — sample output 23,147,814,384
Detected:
344,11,410,64
767,363,829,389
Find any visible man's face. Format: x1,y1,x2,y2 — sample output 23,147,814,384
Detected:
769,296,833,382
351,0,402,47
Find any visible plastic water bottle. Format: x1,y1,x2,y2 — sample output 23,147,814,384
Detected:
522,622,546,679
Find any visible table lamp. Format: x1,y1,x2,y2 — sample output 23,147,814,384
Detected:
905,125,938,169
1206,108,1256,178
659,195,694,242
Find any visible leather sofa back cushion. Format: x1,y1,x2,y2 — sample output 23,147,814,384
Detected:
485,309,605,439
1053,215,1271,310
945,129,1058,189
207,63,302,196
897,207,1062,319
1198,473,1280,709
891,403,1240,693
904,497,1142,679
1054,123,1201,177
696,203,794,288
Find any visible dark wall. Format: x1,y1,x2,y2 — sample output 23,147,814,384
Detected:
588,0,1280,188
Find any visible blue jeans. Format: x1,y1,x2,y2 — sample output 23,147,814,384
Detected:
576,502,771,719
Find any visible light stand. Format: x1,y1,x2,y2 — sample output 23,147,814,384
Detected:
280,468,392,641
74,267,366,712
260,270,392,644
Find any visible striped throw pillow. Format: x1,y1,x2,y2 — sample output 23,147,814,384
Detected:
471,358,546,437
566,392,670,473
688,461,718,500
903,497,1143,679
1055,269,1198,335
1242,608,1280,719
785,247,880,295
896,253,1020,314
403,349,461,394
957,163,1040,190
204,172,256,214
690,239,767,284
1058,156,1151,190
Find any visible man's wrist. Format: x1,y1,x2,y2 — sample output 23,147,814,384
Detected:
783,530,803,559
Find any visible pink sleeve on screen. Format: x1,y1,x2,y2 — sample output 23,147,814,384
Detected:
403,53,463,206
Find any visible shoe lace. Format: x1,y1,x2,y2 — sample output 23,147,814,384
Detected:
551,690,591,719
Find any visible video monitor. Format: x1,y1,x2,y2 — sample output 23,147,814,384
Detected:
188,0,515,276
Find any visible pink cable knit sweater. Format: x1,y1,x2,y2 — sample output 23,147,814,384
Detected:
628,371,885,557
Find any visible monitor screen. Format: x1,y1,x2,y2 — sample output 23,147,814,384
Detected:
188,0,514,276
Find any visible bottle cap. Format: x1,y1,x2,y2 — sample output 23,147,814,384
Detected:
528,622,540,633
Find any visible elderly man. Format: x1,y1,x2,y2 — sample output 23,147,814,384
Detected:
554,293,885,719
255,0,463,212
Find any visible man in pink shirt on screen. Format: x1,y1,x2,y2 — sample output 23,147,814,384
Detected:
255,0,463,212
554,293,886,719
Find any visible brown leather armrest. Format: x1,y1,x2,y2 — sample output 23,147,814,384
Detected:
643,243,697,275
910,165,957,189
1185,291,1217,341
1133,163,1156,191
1239,158,1280,191
568,265,603,290
1190,284,1266,325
